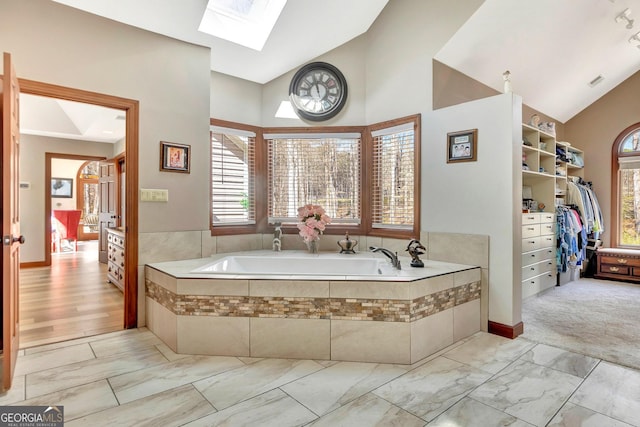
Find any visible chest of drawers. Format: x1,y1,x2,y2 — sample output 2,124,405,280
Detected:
106,228,125,292
522,212,556,299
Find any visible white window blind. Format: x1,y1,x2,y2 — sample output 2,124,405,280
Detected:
211,130,255,225
619,156,640,170
371,125,415,229
267,136,361,224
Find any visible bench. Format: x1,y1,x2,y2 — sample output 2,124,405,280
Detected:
595,248,640,283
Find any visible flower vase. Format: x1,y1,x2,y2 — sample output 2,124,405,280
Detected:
306,239,319,254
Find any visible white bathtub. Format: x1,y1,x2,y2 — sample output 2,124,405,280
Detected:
191,253,395,276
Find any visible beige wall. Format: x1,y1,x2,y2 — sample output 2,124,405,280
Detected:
364,0,485,124
210,72,262,125
564,70,640,247
0,0,212,236
433,60,566,140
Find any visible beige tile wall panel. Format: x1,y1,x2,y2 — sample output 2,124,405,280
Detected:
453,299,481,342
410,309,453,363
178,278,249,296
177,316,250,356
146,297,177,352
250,318,330,360
331,320,411,364
250,280,330,298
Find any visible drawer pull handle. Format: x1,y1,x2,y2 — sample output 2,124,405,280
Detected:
530,254,535,257
530,267,535,271
530,281,535,284
529,241,535,244
527,216,535,220
610,267,620,272
527,227,535,231
617,259,628,264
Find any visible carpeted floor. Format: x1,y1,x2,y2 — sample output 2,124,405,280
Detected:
522,277,640,371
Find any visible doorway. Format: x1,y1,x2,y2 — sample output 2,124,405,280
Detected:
19,154,121,348
18,79,139,336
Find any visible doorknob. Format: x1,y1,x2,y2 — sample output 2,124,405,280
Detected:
3,235,25,245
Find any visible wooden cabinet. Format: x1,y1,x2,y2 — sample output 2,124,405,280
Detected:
106,228,125,291
522,212,557,299
595,248,640,283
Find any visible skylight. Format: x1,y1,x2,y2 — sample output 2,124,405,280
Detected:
199,0,287,51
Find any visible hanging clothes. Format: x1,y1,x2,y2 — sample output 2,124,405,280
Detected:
566,177,604,236
556,205,587,273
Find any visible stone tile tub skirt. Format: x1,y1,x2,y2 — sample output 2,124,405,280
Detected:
146,279,481,322
144,253,482,363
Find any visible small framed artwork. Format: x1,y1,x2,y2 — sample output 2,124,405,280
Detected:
51,178,73,198
447,129,478,163
160,141,190,173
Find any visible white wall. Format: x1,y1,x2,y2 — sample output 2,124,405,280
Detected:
19,134,113,262
426,94,523,326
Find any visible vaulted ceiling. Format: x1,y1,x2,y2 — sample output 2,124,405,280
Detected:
24,0,640,142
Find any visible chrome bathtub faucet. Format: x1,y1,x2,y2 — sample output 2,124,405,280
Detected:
273,221,282,251
369,246,401,270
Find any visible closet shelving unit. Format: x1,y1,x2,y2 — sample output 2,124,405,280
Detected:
522,124,557,212
555,141,584,190
521,124,585,299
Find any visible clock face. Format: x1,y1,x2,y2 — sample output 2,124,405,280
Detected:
289,62,348,121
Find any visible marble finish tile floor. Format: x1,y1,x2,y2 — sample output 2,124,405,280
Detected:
3,328,640,426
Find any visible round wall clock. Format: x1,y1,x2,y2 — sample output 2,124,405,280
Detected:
289,62,348,121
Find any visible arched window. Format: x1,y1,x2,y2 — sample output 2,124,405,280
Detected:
76,160,100,240
612,123,640,247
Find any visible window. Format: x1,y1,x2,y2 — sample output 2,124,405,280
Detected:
265,133,361,225
614,124,640,247
210,115,420,237
211,122,256,228
76,161,100,237
370,121,418,232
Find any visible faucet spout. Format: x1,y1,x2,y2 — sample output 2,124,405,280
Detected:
369,246,401,270
273,222,282,252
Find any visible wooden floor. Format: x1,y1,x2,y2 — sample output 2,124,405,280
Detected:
18,240,124,349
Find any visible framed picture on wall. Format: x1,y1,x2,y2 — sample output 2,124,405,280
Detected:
160,141,190,173
447,129,478,163
51,178,73,198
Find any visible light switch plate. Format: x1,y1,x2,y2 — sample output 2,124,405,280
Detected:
141,188,169,202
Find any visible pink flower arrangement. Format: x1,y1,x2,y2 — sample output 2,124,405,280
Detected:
297,204,331,242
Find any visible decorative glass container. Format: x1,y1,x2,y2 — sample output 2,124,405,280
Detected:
306,239,319,254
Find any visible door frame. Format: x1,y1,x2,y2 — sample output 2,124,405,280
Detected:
20,79,139,329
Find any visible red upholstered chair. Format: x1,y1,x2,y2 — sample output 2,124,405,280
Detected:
52,210,82,252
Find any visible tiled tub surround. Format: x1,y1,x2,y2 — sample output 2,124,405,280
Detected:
145,251,481,364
